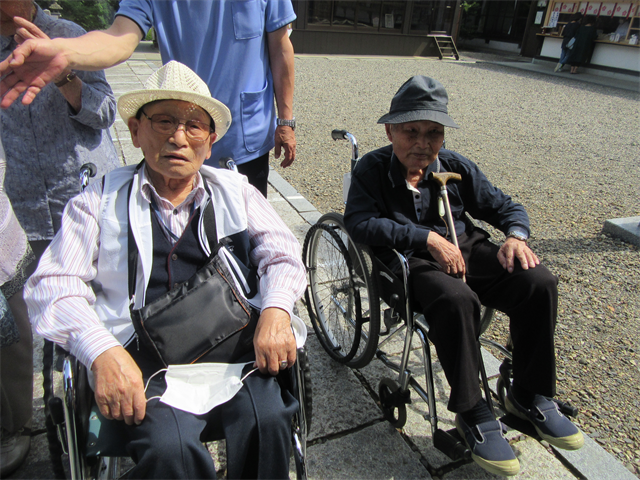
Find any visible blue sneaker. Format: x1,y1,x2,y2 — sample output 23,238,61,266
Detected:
455,414,520,476
505,391,584,450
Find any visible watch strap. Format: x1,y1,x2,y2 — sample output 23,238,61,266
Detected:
55,71,77,88
507,231,528,242
276,117,296,129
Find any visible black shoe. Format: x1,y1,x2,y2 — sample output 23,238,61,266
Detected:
1,427,31,477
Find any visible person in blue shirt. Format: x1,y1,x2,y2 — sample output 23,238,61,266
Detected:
0,0,297,197
344,76,584,477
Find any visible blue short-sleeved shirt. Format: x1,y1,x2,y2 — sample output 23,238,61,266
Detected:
117,0,296,166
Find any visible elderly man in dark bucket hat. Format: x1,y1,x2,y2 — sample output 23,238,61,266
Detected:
344,76,583,476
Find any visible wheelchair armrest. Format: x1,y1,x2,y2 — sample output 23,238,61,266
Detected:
85,400,129,458
370,248,412,323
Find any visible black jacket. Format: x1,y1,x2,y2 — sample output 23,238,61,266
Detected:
343,145,530,265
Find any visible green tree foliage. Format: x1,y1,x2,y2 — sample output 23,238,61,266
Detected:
35,0,120,32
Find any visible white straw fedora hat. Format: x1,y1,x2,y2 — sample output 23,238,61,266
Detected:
117,61,232,143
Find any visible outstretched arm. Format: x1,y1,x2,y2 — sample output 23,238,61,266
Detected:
1,15,142,108
267,26,296,168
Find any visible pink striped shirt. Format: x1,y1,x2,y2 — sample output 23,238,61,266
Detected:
25,168,306,368
140,166,208,244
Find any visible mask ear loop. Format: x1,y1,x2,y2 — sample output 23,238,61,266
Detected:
241,367,259,383
144,368,168,402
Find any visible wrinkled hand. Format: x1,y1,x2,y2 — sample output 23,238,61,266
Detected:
12,17,71,85
274,125,296,168
91,346,146,425
253,307,296,376
427,231,466,278
0,29,68,108
497,237,540,273
14,15,50,42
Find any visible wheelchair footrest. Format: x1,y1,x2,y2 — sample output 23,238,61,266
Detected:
433,428,471,462
555,399,579,418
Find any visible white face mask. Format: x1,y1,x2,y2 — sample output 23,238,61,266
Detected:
148,362,255,415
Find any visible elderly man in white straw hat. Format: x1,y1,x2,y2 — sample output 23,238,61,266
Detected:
25,61,307,479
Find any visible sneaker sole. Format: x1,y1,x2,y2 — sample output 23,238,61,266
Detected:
455,417,520,476
505,396,584,450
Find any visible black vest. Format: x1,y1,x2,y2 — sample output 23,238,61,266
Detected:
145,208,207,304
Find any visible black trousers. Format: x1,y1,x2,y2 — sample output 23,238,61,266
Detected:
408,229,557,413
237,153,270,198
122,345,297,479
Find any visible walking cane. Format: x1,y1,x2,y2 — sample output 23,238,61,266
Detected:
429,171,499,417
428,172,465,282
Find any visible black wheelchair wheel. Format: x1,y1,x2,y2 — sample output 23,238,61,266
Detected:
43,348,125,480
303,222,361,364
496,375,508,411
303,213,380,368
42,340,67,479
297,347,313,431
378,378,407,429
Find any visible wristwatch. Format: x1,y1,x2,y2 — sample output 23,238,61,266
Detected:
507,231,528,242
276,117,296,130
55,71,77,88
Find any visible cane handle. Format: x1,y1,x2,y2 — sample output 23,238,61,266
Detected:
428,172,462,187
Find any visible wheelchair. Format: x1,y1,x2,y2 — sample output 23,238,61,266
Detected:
42,344,312,480
302,130,578,469
41,163,313,479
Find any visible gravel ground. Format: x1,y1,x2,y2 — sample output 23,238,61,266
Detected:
271,52,640,474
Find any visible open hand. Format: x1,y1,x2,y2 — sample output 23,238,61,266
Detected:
497,237,540,273
0,35,68,108
14,15,49,42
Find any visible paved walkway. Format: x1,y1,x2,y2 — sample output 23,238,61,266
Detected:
9,43,638,479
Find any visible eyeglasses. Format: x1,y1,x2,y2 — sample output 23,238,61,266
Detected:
140,110,214,143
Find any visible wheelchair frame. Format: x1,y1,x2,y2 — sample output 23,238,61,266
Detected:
45,347,311,480
42,163,312,480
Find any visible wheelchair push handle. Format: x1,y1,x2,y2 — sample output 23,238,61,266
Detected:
331,129,360,173
219,157,238,173
331,129,349,141
79,162,97,191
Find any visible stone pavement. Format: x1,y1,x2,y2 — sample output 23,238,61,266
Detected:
8,43,638,479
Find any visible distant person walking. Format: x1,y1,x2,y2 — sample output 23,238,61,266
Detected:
555,12,582,72
566,16,598,74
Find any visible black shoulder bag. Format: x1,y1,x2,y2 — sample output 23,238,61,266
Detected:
128,186,258,367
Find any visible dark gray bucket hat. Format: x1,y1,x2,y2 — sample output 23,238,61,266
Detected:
377,75,459,128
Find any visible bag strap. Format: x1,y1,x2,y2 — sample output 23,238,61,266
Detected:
127,163,219,302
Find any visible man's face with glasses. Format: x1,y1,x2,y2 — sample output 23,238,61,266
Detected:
128,100,217,184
